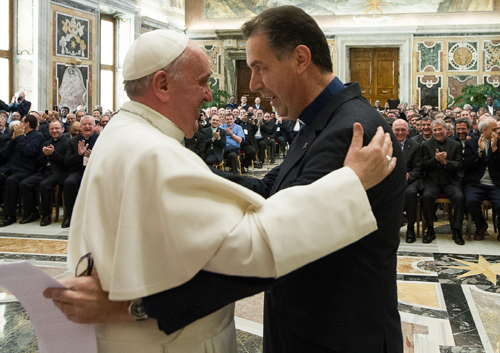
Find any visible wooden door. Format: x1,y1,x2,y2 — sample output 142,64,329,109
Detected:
350,48,398,106
236,60,272,112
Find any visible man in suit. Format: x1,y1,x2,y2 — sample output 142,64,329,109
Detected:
453,118,471,148
0,91,31,118
184,129,206,159
202,115,226,166
464,117,500,241
412,117,433,144
393,119,422,243
485,96,498,116
0,114,45,226
252,96,265,114
421,118,465,245
139,7,405,352
43,8,404,353
18,121,69,226
238,112,257,172
62,116,99,228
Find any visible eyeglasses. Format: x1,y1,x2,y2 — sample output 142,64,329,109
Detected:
75,252,94,277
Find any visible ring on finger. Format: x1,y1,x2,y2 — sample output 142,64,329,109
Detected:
386,155,392,162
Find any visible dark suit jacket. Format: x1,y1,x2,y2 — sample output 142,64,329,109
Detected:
143,82,406,353
202,127,226,163
411,133,432,145
259,120,276,141
184,130,206,160
252,104,265,114
0,99,32,117
64,133,99,174
239,119,258,149
38,136,69,184
422,136,463,187
464,136,500,186
2,129,45,174
403,138,423,190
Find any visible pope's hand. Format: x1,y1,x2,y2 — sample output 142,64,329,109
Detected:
43,269,133,324
344,123,397,190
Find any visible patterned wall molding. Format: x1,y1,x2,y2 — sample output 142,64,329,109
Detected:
483,40,500,71
484,68,500,88
202,45,221,75
417,41,443,72
55,63,89,111
448,41,478,71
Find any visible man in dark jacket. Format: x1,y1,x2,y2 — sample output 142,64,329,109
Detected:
18,121,69,225
464,117,500,241
62,116,99,228
421,119,465,245
0,114,45,226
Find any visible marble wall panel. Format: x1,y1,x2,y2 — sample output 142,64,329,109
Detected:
203,44,221,74
448,41,478,72
50,3,96,111
56,12,90,59
483,40,500,72
55,63,89,112
417,75,442,108
484,70,500,88
448,75,479,103
417,41,442,73
15,58,33,106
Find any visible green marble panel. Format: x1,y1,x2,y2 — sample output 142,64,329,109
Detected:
418,42,442,72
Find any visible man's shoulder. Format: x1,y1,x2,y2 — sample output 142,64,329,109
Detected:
464,136,479,147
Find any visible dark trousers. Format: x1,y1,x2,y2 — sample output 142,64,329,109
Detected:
63,171,83,217
464,183,500,227
422,183,465,230
276,136,286,157
0,171,32,217
224,147,240,175
240,141,256,168
257,138,276,162
19,173,45,217
405,182,419,229
204,151,219,166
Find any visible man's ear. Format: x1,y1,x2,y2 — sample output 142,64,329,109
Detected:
294,45,312,75
151,71,171,103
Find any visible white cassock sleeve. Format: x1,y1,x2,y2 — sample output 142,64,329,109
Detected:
69,116,376,300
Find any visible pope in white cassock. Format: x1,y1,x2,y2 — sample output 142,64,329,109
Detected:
57,30,395,352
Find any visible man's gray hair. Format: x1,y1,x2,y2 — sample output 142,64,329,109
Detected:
431,118,446,129
81,115,96,124
463,104,472,110
478,117,497,133
123,49,189,99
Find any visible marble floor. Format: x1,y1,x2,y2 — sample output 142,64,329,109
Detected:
0,160,500,352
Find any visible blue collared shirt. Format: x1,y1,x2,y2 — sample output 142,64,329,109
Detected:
297,76,346,133
220,123,245,148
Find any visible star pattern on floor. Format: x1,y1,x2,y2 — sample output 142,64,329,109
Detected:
444,255,500,285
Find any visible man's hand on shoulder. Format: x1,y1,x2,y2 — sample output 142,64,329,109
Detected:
344,123,397,190
43,269,133,324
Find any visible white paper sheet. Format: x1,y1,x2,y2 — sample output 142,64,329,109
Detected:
0,261,97,353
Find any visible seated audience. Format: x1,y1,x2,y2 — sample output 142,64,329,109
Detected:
421,119,464,245
463,117,500,242
0,115,45,226
63,116,99,228
19,121,69,226
238,111,257,173
220,113,244,174
412,117,433,144
393,119,422,243
202,115,226,166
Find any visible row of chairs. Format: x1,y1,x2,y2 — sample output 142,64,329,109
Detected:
415,195,496,240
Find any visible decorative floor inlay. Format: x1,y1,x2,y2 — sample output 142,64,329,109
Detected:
0,238,67,255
